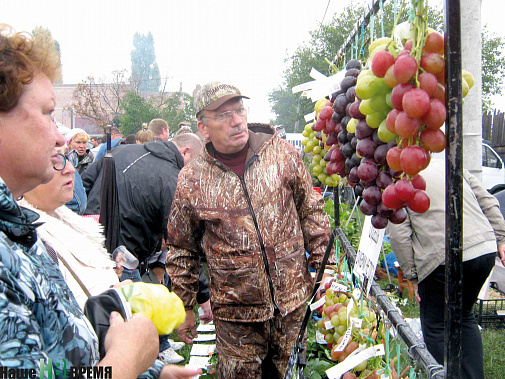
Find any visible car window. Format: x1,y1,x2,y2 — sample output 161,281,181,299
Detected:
482,145,501,168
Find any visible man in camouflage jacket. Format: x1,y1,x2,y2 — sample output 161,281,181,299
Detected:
166,82,333,378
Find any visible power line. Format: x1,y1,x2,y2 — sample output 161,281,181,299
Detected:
319,0,332,33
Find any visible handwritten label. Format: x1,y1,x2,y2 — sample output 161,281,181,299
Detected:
330,282,348,293
326,345,385,379
335,324,353,352
353,216,385,295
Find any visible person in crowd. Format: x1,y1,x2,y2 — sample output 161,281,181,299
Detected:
90,135,104,159
94,127,123,160
66,127,94,174
137,123,156,144
90,136,100,148
63,147,88,215
148,118,170,142
124,134,137,144
165,81,334,378
0,24,200,379
386,158,505,379
19,147,121,309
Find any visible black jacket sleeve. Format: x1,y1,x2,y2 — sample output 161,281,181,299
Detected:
196,265,210,304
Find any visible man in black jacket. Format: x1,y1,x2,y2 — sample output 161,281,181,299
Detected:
82,132,202,274
82,132,206,364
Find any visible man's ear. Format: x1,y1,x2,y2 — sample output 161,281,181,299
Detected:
180,146,190,156
197,120,209,139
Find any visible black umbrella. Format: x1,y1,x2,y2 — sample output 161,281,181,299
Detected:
99,125,121,255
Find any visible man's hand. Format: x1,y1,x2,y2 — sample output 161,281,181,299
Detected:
113,252,124,279
498,244,505,267
198,300,213,324
101,312,159,377
160,365,202,379
176,309,198,344
151,267,166,284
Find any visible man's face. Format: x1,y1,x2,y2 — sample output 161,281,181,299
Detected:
160,127,170,141
90,138,99,147
197,99,249,154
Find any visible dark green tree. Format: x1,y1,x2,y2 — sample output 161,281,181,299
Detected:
119,92,161,135
481,26,505,111
160,92,195,133
131,32,161,93
120,91,195,136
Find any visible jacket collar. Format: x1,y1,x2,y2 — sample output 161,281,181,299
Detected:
0,177,42,242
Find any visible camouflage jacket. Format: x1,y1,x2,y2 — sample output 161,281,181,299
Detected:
166,124,333,322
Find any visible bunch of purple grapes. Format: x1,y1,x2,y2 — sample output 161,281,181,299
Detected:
324,59,361,177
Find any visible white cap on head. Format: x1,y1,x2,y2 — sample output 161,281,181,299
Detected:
65,128,88,146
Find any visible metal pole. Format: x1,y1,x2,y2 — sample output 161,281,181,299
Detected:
444,0,464,377
333,185,340,227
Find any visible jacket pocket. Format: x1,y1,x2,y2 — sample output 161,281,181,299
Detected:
207,255,265,306
274,237,313,292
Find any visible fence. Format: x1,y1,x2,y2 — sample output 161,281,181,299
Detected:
483,110,505,147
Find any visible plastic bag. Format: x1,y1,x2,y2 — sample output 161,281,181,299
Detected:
119,282,186,335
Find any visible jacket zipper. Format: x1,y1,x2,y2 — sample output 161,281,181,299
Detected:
238,172,279,314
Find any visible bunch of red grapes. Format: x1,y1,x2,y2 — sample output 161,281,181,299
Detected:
371,31,448,223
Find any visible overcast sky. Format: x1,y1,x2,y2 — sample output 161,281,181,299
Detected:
3,0,504,123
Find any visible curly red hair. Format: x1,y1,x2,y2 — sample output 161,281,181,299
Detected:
0,24,61,112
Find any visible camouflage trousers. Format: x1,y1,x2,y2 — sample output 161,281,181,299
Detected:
214,304,306,379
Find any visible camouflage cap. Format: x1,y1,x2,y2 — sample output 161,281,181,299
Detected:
194,81,249,117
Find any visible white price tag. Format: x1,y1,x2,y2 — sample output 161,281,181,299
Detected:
325,320,334,330
353,216,385,295
330,282,348,293
350,317,362,328
316,330,327,344
310,67,328,80
347,297,354,321
310,295,326,311
326,344,385,379
292,80,316,93
304,112,315,122
335,324,353,352
353,287,362,301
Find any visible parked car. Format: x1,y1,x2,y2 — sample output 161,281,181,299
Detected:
433,141,505,191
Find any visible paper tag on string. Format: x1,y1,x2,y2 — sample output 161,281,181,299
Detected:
310,295,326,311
326,345,385,379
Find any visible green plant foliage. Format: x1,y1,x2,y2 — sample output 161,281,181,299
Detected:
481,26,505,111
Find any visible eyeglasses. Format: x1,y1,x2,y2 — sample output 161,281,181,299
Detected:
53,150,78,171
203,107,247,123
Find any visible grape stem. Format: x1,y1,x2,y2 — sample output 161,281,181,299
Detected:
410,0,429,86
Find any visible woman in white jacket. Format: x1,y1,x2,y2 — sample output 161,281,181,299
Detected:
20,148,120,309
